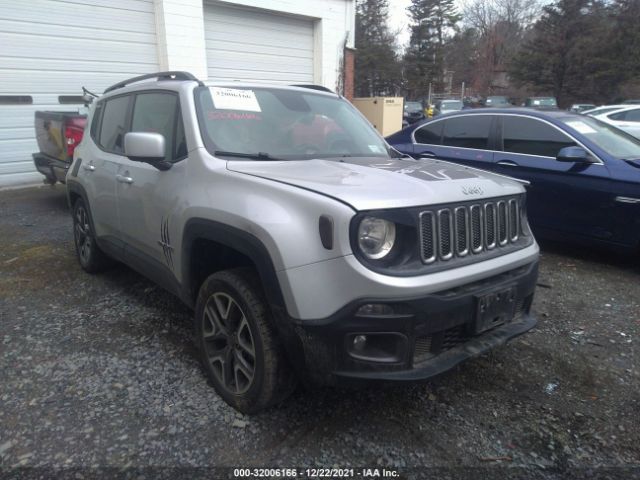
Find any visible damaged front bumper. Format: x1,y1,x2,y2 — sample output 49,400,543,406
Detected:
280,261,538,385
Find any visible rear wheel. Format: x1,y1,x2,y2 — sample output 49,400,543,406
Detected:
72,198,112,273
195,268,296,413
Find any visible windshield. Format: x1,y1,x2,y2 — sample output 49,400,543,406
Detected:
441,101,462,109
405,102,422,111
560,115,640,159
195,86,391,160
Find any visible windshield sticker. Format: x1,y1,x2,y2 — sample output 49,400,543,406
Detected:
207,111,262,121
565,121,597,134
368,144,384,153
210,87,261,112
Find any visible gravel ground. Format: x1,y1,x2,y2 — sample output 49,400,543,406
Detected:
1,185,639,479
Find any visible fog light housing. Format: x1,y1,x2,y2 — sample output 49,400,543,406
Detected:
353,334,367,352
346,333,407,363
356,303,395,317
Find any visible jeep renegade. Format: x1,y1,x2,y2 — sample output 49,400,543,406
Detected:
67,72,539,413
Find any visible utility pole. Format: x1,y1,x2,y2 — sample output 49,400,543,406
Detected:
428,82,432,106
461,82,465,100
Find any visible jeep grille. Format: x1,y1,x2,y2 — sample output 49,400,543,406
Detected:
419,196,523,264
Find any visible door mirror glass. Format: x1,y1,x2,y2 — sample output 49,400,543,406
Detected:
556,146,594,163
124,132,169,169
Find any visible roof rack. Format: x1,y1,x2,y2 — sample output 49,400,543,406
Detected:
104,71,202,94
290,84,334,94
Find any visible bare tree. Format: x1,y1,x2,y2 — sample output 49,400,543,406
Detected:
459,0,543,94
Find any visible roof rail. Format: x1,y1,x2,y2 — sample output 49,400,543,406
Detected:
290,84,334,94
104,71,202,94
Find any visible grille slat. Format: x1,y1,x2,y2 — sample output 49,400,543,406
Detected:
419,197,523,264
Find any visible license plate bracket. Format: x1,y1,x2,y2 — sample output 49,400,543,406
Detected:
474,287,517,334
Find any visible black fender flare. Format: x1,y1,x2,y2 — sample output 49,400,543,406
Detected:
181,218,287,313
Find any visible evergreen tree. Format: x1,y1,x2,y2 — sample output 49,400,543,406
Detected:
354,0,399,97
404,0,461,98
509,0,623,104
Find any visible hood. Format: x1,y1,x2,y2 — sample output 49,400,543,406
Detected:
226,157,525,211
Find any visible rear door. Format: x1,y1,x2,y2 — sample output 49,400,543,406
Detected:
82,94,132,250
116,91,188,286
494,115,613,240
412,115,495,170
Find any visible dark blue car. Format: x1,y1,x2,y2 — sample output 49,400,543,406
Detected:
386,109,640,252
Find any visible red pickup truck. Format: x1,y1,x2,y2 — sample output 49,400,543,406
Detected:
33,111,86,184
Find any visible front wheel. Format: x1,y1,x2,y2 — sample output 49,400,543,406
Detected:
195,268,296,413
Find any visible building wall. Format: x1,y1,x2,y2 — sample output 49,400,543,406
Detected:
0,0,355,188
156,0,355,91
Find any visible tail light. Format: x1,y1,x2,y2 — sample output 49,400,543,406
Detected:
64,118,86,158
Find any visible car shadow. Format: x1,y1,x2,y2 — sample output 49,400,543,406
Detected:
537,238,640,274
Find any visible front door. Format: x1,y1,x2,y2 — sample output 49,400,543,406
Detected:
115,91,188,288
494,115,613,241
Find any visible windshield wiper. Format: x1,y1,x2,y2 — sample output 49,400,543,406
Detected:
214,150,284,161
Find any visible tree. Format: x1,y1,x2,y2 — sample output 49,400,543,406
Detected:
509,0,620,105
461,0,541,94
403,0,461,98
354,0,400,97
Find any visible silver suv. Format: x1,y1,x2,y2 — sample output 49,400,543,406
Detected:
67,72,539,413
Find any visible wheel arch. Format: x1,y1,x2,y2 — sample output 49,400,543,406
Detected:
181,218,287,314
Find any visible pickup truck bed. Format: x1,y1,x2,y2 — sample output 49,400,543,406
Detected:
33,111,86,184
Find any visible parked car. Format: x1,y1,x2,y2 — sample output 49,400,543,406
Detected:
434,99,463,115
33,111,86,184
523,97,558,109
67,71,539,413
386,109,640,252
582,105,627,117
403,100,425,124
485,96,512,107
569,103,596,113
591,105,640,139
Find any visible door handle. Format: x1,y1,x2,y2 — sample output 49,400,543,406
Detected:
82,162,95,172
497,160,519,167
116,174,134,184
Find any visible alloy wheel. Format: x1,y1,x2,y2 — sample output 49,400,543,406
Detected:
74,204,92,265
202,292,256,394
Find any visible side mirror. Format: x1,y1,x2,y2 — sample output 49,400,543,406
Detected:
124,132,171,170
556,146,596,163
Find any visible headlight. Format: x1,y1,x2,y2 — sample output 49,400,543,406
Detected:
357,216,396,259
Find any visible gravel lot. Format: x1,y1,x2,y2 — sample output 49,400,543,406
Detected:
1,185,639,479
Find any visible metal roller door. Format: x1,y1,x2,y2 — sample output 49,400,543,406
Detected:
204,2,314,85
0,0,159,187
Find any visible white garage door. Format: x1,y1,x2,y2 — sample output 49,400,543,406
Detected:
0,0,159,187
204,2,314,85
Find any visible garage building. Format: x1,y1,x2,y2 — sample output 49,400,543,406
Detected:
0,0,355,187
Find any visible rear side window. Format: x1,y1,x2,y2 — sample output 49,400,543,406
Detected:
610,108,640,122
442,116,491,149
414,121,443,144
98,95,131,154
502,116,575,157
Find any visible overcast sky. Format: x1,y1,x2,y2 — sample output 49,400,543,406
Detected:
388,0,413,49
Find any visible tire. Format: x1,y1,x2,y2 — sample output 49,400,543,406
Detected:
195,268,296,413
72,198,112,273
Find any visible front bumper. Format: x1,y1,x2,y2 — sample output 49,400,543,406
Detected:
280,261,538,385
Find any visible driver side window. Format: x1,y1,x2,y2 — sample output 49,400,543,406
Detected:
131,92,187,162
